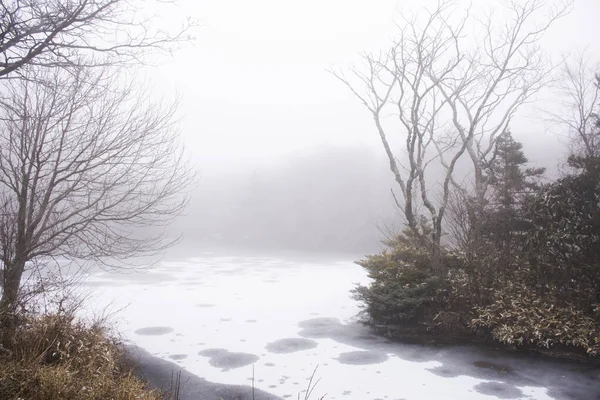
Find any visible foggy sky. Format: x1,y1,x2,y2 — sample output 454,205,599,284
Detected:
145,0,600,253
149,0,600,167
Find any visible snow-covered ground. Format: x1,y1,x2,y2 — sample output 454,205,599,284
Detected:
81,249,600,400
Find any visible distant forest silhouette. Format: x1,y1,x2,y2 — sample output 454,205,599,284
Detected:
179,146,399,253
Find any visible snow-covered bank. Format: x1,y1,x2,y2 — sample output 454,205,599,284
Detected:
82,250,600,400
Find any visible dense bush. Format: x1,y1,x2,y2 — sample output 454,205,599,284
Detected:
355,150,600,356
472,283,600,356
353,231,468,337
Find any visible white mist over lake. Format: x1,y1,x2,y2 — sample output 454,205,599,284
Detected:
80,247,599,400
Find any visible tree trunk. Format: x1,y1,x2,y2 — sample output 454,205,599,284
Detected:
0,259,25,348
0,259,25,315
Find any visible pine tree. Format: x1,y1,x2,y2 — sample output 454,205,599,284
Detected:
481,131,545,274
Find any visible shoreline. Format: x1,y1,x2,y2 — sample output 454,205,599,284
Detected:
126,345,281,400
371,326,600,365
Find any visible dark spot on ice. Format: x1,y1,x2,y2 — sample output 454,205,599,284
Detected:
220,318,231,322
246,319,257,323
473,382,524,399
134,326,174,336
266,338,318,354
298,318,341,338
197,348,259,371
428,365,460,378
265,363,275,367
268,385,276,389
196,303,216,308
342,391,352,396
335,351,388,365
198,348,227,357
168,354,187,361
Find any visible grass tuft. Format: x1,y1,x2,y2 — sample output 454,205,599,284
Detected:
0,310,166,400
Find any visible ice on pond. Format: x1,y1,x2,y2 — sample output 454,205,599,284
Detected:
83,250,600,400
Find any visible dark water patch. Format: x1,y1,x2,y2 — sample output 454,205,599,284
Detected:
335,350,388,365
297,317,600,399
126,345,279,400
135,326,174,336
266,338,318,354
298,318,341,339
198,348,259,371
198,348,227,357
473,361,513,374
196,303,216,308
473,382,523,399
168,354,188,361
427,365,460,378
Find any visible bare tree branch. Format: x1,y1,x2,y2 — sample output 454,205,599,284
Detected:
334,0,571,264
546,51,600,159
0,0,195,78
0,65,193,310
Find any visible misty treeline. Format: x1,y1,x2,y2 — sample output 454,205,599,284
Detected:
182,147,398,254
0,0,193,324
338,0,600,356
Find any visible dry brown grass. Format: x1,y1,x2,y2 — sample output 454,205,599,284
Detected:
0,311,165,400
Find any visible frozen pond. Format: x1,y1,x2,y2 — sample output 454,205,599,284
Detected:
82,250,600,400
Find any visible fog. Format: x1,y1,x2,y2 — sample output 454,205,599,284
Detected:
174,146,398,253
146,0,600,254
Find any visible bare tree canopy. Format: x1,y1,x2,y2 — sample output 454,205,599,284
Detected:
333,0,571,258
0,66,193,310
0,0,193,78
549,51,600,159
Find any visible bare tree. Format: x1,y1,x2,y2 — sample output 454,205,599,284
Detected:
548,52,600,159
333,0,570,264
0,0,193,78
0,66,192,312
